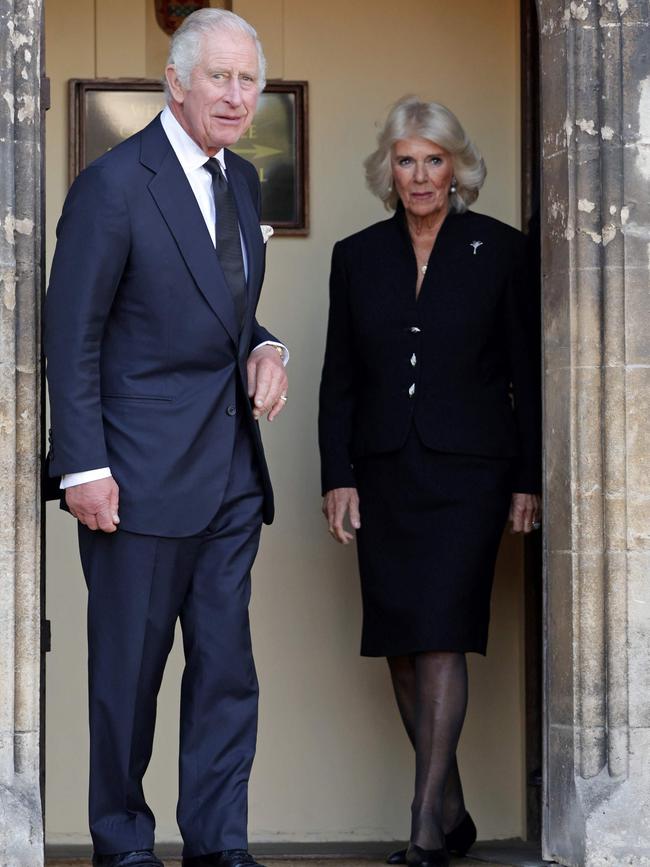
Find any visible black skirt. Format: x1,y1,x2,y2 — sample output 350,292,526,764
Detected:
354,429,512,657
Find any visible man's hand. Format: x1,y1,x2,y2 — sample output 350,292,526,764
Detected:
322,487,360,544
65,476,120,533
247,345,289,421
509,492,542,534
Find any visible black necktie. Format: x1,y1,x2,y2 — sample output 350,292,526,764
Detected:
203,158,247,328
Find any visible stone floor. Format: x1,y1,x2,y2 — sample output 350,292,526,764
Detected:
47,861,519,867
47,842,552,867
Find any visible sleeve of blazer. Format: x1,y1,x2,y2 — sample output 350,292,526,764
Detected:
249,320,279,351
318,241,358,494
44,164,130,477
504,233,542,493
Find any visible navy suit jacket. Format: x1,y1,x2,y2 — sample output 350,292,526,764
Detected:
45,115,278,536
319,206,542,495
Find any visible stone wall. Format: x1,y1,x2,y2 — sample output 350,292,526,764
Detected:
539,0,650,864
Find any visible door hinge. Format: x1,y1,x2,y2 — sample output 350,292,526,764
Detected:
42,619,52,653
41,75,51,112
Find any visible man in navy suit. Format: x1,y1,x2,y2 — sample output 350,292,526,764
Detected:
44,10,288,867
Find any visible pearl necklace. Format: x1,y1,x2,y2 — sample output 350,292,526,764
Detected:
420,264,427,275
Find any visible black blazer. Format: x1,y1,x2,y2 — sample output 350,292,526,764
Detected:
318,206,541,495
45,115,279,535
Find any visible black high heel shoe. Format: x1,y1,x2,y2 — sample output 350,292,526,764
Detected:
386,812,476,864
404,843,449,867
445,811,476,856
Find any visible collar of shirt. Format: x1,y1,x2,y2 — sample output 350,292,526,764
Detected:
160,105,227,177
158,105,249,275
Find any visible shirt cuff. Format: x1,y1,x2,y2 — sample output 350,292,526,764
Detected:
60,467,112,489
252,341,290,366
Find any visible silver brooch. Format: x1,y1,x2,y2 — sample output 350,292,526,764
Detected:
470,241,483,255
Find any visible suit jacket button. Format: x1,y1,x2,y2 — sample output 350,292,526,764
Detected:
226,405,237,416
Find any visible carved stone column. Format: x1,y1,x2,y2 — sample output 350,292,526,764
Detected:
0,1,44,865
540,0,650,864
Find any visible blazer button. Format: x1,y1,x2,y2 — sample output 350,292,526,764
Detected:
226,405,237,416
409,326,421,333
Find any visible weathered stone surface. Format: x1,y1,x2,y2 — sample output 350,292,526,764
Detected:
543,367,572,553
545,725,584,867
541,0,650,864
627,367,650,555
0,0,44,864
545,551,575,726
0,779,43,865
627,552,650,727
624,266,650,363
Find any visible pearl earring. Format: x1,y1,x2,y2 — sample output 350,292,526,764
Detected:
450,177,457,194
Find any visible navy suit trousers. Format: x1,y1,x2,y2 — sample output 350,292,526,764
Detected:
78,420,264,857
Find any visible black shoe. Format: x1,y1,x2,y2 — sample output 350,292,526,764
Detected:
405,843,449,867
183,849,266,867
445,811,476,855
385,812,476,864
92,851,163,867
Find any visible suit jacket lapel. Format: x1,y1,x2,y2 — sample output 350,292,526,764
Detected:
387,207,468,303
141,117,240,345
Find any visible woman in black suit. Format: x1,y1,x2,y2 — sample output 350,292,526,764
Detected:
319,97,541,867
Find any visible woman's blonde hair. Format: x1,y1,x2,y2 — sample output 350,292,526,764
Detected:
364,96,486,213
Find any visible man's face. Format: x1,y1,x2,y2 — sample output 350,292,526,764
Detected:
166,29,260,155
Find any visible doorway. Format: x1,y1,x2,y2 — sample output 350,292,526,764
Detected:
42,0,539,856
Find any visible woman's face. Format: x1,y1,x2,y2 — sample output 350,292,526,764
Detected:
391,137,454,220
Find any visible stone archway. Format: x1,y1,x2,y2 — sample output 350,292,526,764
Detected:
1,1,649,865
0,1,45,866
537,1,650,864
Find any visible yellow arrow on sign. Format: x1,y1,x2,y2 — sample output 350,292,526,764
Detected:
232,143,284,159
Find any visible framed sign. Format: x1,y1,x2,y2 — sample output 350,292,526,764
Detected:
69,78,309,235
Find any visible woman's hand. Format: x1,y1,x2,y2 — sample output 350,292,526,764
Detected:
322,487,360,544
509,492,542,534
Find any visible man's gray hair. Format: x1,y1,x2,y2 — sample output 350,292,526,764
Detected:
364,96,486,213
165,8,267,99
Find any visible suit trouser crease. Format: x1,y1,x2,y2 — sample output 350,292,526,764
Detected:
80,423,264,856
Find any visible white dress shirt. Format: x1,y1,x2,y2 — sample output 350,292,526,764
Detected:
161,106,242,252
61,108,287,489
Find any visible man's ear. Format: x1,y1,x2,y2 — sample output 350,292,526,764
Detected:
165,65,185,103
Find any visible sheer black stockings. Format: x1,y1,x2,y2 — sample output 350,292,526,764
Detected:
387,651,468,850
